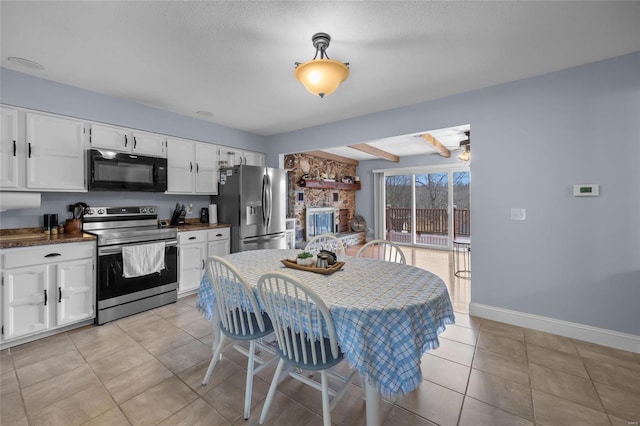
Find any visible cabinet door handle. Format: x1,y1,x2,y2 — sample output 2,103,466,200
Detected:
58,287,62,303
124,134,128,147
190,162,193,172
188,236,197,240
202,259,205,270
13,140,16,156
196,163,199,173
44,289,48,306
28,142,32,158
44,253,61,258
133,136,137,149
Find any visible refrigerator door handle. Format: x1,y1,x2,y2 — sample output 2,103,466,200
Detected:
261,173,268,228
242,234,285,244
265,173,272,228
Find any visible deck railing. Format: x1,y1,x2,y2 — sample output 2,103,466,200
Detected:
385,207,470,237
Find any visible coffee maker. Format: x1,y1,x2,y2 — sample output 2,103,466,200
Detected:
200,207,209,223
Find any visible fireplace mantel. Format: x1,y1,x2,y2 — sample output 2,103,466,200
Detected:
301,180,361,190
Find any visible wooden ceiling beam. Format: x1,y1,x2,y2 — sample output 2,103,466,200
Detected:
348,143,400,162
421,134,451,158
306,150,359,166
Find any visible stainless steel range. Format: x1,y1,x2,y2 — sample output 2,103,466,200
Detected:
83,206,178,325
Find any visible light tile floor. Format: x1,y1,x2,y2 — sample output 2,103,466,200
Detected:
1,247,639,425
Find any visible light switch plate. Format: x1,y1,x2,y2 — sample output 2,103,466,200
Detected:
510,208,526,221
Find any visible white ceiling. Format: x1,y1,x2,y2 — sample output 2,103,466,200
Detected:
1,1,639,160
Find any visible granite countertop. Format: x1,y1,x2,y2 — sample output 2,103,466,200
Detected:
0,228,97,249
171,222,231,232
0,221,231,249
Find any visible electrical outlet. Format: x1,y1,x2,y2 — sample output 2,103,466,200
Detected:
187,203,193,214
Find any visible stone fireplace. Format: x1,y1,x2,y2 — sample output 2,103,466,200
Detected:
284,153,365,247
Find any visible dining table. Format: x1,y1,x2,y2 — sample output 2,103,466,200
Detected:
196,248,455,426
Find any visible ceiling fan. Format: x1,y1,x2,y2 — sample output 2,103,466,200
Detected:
458,131,471,161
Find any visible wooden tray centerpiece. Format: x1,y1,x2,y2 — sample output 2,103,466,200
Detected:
281,259,345,275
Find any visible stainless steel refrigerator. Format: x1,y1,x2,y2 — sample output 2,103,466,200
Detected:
214,165,287,252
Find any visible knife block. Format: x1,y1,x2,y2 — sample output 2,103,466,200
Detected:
64,218,82,234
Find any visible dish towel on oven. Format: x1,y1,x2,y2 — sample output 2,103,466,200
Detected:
122,242,166,278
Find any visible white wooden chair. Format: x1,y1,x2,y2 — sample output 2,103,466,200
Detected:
202,256,276,419
356,239,406,264
257,272,357,426
305,233,345,255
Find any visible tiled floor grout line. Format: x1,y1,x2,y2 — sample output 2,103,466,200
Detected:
455,339,478,426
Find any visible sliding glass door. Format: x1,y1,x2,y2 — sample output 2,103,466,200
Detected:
414,171,449,247
453,171,471,242
381,166,469,249
385,175,413,244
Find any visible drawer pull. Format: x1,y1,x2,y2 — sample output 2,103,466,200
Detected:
44,253,62,258
188,236,197,240
216,233,222,237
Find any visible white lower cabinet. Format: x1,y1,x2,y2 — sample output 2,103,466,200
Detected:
1,242,95,344
178,227,230,295
178,230,208,294
207,228,231,258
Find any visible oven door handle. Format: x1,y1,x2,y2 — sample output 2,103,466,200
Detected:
99,240,177,255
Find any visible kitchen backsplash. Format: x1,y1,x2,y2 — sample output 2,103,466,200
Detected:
0,192,211,229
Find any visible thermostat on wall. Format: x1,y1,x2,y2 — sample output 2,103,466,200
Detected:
573,184,599,197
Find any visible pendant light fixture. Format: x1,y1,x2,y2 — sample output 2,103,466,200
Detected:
294,33,350,98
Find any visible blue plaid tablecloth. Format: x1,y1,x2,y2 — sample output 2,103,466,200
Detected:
196,249,455,398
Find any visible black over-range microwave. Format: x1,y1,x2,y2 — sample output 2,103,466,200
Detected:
87,149,168,192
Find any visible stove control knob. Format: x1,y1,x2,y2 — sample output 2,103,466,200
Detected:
141,208,147,213
98,209,105,215
149,207,156,214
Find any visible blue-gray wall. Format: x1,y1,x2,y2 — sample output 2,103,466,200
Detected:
267,52,640,336
0,69,263,150
1,53,639,337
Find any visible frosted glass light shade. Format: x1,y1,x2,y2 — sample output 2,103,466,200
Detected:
294,59,350,98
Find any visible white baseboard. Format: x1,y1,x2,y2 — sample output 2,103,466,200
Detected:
469,303,640,354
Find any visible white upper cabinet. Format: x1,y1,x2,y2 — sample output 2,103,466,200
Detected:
131,130,166,157
166,137,219,195
0,106,20,189
166,137,194,193
90,123,166,157
89,123,129,151
194,143,218,194
219,148,265,167
219,148,243,167
243,150,265,167
25,112,86,191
